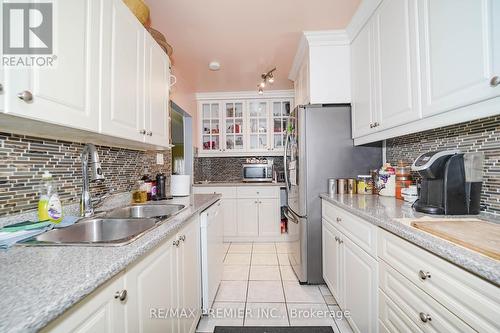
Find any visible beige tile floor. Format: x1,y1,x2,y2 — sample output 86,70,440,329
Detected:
196,242,355,333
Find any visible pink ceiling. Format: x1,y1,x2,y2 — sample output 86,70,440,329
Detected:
146,0,360,93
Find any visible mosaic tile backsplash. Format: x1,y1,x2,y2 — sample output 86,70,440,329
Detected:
194,156,284,182
0,132,171,216
386,115,500,215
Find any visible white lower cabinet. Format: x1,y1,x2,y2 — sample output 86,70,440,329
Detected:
237,198,259,237
41,273,126,333
321,200,378,333
43,216,201,333
193,185,282,241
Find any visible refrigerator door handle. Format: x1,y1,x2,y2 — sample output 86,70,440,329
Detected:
284,132,290,192
284,207,299,224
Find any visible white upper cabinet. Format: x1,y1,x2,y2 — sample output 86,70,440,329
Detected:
223,101,245,152
289,31,351,106
373,0,421,129
5,0,101,132
100,0,145,142
417,0,500,117
144,34,170,146
351,21,376,138
197,92,293,157
349,0,500,144
1,0,171,149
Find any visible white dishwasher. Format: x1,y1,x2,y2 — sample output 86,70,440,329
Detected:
200,200,224,312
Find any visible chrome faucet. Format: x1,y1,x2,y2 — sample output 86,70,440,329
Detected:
80,143,105,217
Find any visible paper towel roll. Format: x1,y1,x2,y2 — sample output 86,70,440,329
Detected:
171,175,191,196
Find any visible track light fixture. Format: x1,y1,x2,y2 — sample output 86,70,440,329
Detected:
257,67,276,94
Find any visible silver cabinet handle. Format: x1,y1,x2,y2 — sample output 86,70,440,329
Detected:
114,289,127,301
173,240,180,247
490,76,500,87
17,90,33,102
140,129,146,135
370,123,374,128
147,131,152,136
374,122,380,127
0,83,3,93
334,236,339,242
178,235,186,242
418,270,431,280
254,200,258,204
419,312,432,323
338,238,343,244
336,217,342,223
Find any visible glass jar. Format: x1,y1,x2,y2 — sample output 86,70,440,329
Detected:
132,180,148,203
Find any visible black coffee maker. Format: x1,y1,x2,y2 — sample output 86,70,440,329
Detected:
411,150,483,215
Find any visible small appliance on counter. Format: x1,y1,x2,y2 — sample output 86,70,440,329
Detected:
171,174,191,196
411,150,484,215
242,159,274,182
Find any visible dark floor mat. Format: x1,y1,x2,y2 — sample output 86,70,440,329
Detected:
214,326,335,333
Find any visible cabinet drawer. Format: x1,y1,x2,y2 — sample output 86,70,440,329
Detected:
193,186,237,198
378,229,500,333
379,261,475,333
322,200,377,258
237,186,278,199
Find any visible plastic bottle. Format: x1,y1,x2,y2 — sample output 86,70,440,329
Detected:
38,171,63,223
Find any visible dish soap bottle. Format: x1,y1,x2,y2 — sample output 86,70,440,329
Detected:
38,171,63,223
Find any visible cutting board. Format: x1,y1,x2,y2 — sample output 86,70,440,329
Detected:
411,219,500,260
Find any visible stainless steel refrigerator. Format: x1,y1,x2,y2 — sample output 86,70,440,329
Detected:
284,104,382,284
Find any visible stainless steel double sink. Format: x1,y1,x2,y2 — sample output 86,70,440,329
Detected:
23,203,186,246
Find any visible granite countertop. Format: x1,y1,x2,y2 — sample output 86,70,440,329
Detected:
193,181,286,187
0,193,221,333
320,193,500,286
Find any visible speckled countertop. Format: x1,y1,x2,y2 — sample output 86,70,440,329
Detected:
193,181,286,187
320,193,500,286
0,193,220,333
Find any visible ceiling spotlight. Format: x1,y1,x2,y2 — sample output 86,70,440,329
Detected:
257,67,276,94
208,61,221,71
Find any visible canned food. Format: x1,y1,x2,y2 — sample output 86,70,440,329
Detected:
337,179,347,194
328,178,337,196
357,175,373,195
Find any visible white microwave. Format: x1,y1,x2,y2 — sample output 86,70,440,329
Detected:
242,163,273,182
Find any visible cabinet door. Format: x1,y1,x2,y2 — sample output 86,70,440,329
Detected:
200,102,221,152
342,236,378,333
322,221,342,306
271,100,291,151
222,198,238,237
5,0,100,132
258,198,280,237
247,101,270,152
418,0,500,117
100,0,145,142
351,21,376,138
41,274,126,333
178,217,201,333
144,35,170,147
125,237,177,333
223,101,245,152
373,0,420,129
236,199,259,237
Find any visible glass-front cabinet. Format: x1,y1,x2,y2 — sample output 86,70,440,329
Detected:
198,97,293,156
224,101,244,151
201,102,221,152
248,101,269,151
271,100,291,150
